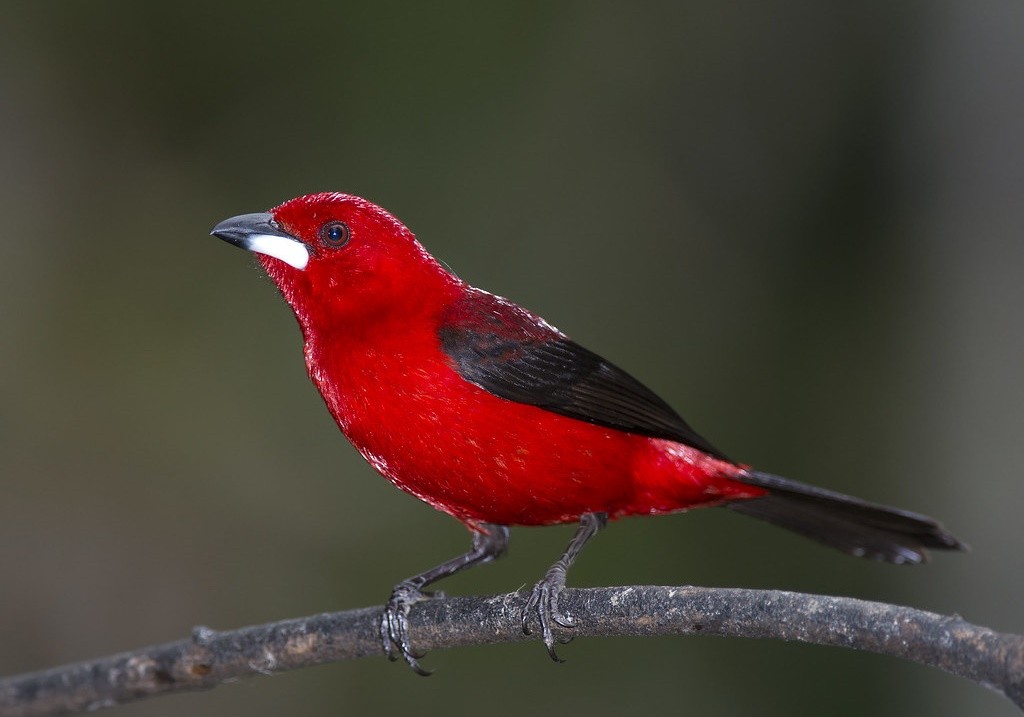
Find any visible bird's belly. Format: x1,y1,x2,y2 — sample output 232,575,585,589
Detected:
323,358,641,526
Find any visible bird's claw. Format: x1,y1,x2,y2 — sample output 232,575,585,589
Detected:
522,563,575,662
380,582,433,676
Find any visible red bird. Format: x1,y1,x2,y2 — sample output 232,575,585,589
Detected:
212,192,964,673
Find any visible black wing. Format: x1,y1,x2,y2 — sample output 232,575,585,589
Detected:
437,290,728,461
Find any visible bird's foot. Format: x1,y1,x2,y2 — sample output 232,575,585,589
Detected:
380,581,433,676
522,561,575,662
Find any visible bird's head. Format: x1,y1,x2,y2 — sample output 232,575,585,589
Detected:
212,192,460,333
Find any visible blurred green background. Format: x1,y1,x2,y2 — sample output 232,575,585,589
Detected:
2,2,1022,715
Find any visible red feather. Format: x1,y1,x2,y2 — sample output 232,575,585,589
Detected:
212,191,964,671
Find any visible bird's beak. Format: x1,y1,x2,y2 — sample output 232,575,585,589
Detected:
210,212,310,270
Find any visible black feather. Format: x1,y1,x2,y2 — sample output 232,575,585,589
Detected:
437,292,966,564
437,290,728,460
727,471,967,564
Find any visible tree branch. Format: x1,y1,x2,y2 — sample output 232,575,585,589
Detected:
1,586,1021,716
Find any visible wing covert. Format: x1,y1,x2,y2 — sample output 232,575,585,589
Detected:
437,290,728,460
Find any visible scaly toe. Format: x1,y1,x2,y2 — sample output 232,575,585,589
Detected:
522,583,543,634
381,583,434,675
525,576,574,662
551,607,575,629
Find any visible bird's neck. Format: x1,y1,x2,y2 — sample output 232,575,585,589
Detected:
295,267,463,422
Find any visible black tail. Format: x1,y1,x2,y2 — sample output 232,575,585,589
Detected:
727,471,967,564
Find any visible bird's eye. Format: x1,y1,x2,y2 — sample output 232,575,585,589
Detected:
320,221,351,248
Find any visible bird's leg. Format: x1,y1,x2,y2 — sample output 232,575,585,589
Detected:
382,522,509,675
523,512,607,661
